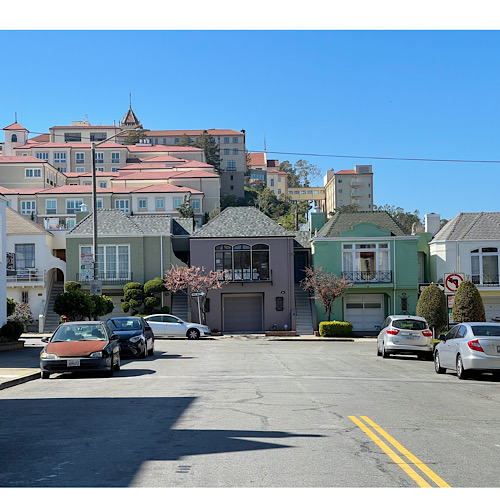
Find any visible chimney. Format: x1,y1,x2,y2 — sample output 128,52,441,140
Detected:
424,213,441,236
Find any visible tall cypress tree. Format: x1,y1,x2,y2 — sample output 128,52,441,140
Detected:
416,284,448,333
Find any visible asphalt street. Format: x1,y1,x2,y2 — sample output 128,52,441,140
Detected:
1,337,500,488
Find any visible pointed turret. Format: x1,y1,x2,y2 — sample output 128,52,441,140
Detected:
120,94,141,130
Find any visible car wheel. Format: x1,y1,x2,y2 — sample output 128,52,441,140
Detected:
456,354,468,380
382,343,390,358
41,371,50,379
142,342,148,358
377,343,382,356
115,352,121,371
106,355,115,377
187,328,200,340
434,351,446,374
148,341,155,356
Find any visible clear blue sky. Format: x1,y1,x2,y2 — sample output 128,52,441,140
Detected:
1,29,500,221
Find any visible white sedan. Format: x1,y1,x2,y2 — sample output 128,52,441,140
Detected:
144,314,212,340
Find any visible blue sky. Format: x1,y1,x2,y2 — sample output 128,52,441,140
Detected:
1,29,500,220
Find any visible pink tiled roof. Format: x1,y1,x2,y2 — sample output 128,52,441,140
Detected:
30,134,50,142
335,169,356,174
64,171,120,178
247,153,266,166
15,142,127,150
130,184,203,195
0,186,19,194
126,144,202,153
3,122,28,131
37,185,111,195
50,125,121,130
115,169,218,181
0,155,46,163
141,155,187,163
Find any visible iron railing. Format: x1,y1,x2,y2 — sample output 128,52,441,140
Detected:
471,274,500,287
76,272,132,285
342,270,392,283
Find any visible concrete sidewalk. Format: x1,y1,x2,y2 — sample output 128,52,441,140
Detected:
0,333,376,390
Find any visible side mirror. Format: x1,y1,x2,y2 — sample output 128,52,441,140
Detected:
111,334,119,341
439,334,446,342
42,337,50,343
145,326,152,332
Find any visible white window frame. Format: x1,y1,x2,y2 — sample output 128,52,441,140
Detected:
138,199,147,210
155,198,165,210
95,152,104,164
54,152,67,163
111,152,120,163
115,199,130,213
36,152,49,161
21,200,36,215
76,167,85,173
46,199,57,214
76,152,85,164
66,199,84,214
25,168,42,178
471,247,499,286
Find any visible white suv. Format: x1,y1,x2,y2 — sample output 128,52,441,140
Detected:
377,315,434,360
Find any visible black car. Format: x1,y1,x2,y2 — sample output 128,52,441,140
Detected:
40,321,121,379
106,317,155,358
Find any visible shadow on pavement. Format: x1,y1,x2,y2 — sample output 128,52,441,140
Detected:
0,397,323,487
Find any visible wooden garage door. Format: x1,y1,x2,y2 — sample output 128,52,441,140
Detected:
223,294,263,332
344,294,384,332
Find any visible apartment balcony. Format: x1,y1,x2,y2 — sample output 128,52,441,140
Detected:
350,177,363,187
76,272,133,287
7,269,46,286
350,189,362,198
342,270,392,283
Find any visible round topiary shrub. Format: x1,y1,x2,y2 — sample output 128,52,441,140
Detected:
64,281,82,292
416,284,447,333
452,280,486,323
0,322,15,341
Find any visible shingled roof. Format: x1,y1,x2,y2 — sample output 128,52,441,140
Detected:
191,206,294,238
67,210,181,236
316,211,408,237
433,212,500,241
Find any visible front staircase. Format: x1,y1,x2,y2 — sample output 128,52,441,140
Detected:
294,285,314,335
43,281,65,333
171,291,189,321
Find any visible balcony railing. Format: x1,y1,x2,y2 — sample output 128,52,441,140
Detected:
342,270,392,283
218,269,273,283
471,274,500,287
7,269,46,285
77,272,132,286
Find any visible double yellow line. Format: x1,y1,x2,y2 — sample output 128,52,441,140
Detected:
349,416,450,488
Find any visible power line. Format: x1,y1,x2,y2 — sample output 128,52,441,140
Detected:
248,150,500,165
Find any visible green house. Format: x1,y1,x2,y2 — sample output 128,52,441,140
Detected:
311,211,429,332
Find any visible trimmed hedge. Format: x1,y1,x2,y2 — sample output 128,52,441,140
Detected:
319,321,353,337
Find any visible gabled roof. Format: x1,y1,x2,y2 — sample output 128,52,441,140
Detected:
247,152,266,166
126,144,202,153
316,211,408,237
121,106,141,127
0,155,46,163
192,206,294,239
15,142,127,149
335,169,356,175
68,209,177,236
115,170,218,181
130,184,203,195
432,212,500,241
3,122,28,131
5,206,51,236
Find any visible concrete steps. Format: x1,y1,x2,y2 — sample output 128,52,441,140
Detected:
295,286,314,335
171,291,188,321
44,282,65,333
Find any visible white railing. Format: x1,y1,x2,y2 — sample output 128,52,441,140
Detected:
6,269,46,285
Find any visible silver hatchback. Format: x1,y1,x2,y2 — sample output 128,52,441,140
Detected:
434,322,500,379
377,315,434,359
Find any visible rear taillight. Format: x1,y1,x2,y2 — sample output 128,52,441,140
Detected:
422,330,433,337
386,328,399,335
467,339,484,352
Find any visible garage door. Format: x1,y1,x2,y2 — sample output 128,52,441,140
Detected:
344,294,384,332
223,294,263,333
482,297,500,322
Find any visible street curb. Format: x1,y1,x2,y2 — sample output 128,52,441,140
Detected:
0,371,40,390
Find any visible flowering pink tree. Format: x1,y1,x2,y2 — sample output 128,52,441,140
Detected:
301,266,352,322
164,265,228,324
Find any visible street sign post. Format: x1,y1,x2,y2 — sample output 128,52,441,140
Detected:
444,273,465,294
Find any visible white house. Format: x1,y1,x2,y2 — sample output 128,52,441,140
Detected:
0,194,7,327
5,207,66,331
429,212,500,321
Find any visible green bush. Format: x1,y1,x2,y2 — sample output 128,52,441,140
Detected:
7,298,16,317
0,322,20,342
452,280,486,323
53,290,94,321
121,302,130,313
144,296,160,311
90,295,114,319
319,321,353,337
416,284,447,333
64,281,82,292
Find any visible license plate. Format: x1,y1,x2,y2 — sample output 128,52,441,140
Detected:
407,335,417,340
67,359,80,367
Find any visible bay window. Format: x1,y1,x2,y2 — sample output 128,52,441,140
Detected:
342,243,391,282
471,248,499,285
80,245,130,280
215,243,270,281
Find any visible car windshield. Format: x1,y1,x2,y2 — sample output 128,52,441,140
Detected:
108,318,142,330
392,319,427,331
52,324,107,342
471,325,500,337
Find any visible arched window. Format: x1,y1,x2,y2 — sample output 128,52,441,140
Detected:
471,247,499,285
233,244,251,280
11,134,17,143
215,245,232,280
252,244,270,280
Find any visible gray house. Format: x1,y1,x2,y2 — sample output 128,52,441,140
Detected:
189,206,299,333
66,209,192,315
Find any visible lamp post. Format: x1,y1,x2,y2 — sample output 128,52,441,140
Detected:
90,127,146,292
